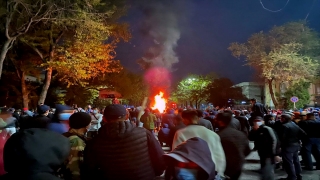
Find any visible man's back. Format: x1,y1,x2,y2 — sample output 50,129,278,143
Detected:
281,122,306,147
198,118,214,131
172,125,226,176
84,121,165,180
298,120,320,138
217,127,251,177
235,116,250,135
229,117,241,131
252,102,267,117
140,113,157,130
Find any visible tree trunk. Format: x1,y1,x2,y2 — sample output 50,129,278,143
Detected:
268,79,278,109
38,67,52,105
21,71,29,109
0,39,12,79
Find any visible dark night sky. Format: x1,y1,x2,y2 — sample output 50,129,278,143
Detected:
116,0,320,84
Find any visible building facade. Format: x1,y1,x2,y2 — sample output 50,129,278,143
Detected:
233,82,265,103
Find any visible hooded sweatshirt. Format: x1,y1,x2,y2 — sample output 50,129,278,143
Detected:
1,128,70,180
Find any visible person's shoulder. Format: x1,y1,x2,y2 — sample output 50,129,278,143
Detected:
218,127,242,135
131,126,148,135
200,118,210,123
262,125,276,133
297,120,306,125
175,125,189,134
69,135,86,150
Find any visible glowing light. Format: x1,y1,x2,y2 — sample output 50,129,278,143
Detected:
152,91,167,113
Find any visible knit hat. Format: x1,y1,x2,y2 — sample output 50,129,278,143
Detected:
103,104,126,120
69,112,91,129
37,105,50,114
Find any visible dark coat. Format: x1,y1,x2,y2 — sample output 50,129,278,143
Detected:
169,122,186,149
298,119,320,138
249,125,278,158
1,128,70,180
198,118,214,131
162,113,175,128
251,102,267,117
229,117,241,131
280,121,306,148
158,124,171,144
83,121,165,180
164,137,216,180
234,116,250,136
217,127,251,177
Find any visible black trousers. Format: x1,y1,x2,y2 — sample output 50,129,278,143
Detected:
259,156,275,180
282,146,302,180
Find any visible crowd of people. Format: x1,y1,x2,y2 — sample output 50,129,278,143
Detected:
0,98,319,180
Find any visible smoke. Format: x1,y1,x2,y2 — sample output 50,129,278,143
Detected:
137,0,182,70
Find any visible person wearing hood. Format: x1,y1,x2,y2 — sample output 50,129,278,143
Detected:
48,104,74,134
164,137,217,180
63,112,92,180
1,128,70,180
83,104,165,179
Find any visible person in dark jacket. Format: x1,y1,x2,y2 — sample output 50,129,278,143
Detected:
196,110,214,131
249,98,267,126
224,110,241,131
164,137,216,180
32,105,51,130
249,116,278,180
279,114,306,180
10,109,20,127
298,113,320,170
169,115,186,150
83,104,165,180
162,108,175,128
234,110,250,136
216,111,251,180
264,114,276,128
1,128,70,180
158,123,171,146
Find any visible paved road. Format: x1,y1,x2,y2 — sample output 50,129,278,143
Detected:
239,143,320,180
161,141,320,180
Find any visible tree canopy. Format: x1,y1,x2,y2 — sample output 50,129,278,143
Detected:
0,0,131,106
283,81,310,109
229,22,320,108
171,74,214,108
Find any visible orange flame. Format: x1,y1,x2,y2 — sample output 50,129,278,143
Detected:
151,91,167,113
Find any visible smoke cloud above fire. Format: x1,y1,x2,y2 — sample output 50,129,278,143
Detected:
137,0,184,70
